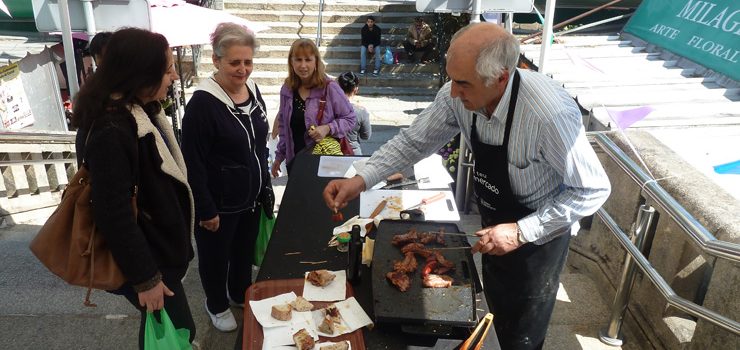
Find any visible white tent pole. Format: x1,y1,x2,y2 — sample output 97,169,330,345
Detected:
58,0,79,97
80,0,96,35
471,0,482,23
538,0,556,74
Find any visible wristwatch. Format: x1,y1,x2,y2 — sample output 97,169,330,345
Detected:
516,224,527,245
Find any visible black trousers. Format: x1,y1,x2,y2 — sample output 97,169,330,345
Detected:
482,234,571,350
403,41,432,61
195,208,260,314
121,274,196,350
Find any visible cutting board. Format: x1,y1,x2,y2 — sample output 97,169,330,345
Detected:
359,190,459,221
242,279,365,350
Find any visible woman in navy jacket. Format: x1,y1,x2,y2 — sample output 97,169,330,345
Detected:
181,23,272,332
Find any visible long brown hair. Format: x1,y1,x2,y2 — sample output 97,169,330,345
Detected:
284,38,326,91
72,28,169,129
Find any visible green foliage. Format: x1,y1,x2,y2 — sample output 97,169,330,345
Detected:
434,13,471,83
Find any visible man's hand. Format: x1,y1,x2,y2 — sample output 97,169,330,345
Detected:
199,215,220,232
368,44,374,53
308,125,331,143
271,159,283,178
472,222,521,256
323,176,366,211
138,281,174,312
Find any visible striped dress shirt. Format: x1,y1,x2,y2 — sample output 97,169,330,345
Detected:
359,68,611,244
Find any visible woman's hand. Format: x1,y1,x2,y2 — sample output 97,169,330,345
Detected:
199,215,220,232
308,124,331,143
271,159,283,178
138,281,174,312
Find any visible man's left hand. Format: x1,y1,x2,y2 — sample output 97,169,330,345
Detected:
472,223,522,255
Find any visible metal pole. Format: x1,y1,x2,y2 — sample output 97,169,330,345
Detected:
470,0,482,23
599,205,657,346
58,0,79,97
522,0,624,43
505,12,514,34
316,0,324,47
538,0,557,74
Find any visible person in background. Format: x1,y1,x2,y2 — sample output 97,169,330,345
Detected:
323,23,611,349
181,23,272,333
271,38,356,177
88,31,113,67
337,72,371,155
360,15,382,76
403,16,433,63
72,28,195,349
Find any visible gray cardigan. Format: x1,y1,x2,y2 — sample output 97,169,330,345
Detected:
346,103,372,155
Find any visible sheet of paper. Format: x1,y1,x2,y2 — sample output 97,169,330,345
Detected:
413,154,454,189
302,270,347,302
332,215,374,238
317,156,364,178
261,312,318,348
334,297,374,333
249,292,298,328
360,190,460,221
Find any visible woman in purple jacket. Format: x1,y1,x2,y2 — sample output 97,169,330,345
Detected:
271,38,356,177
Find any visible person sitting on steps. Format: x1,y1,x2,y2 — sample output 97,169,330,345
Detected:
360,15,382,77
403,16,433,64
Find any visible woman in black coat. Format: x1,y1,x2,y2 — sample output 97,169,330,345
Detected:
72,28,195,348
181,23,272,332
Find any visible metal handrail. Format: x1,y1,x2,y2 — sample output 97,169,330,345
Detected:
316,0,324,47
594,133,740,263
596,208,740,336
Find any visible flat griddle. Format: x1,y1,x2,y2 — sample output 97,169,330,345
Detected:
371,220,478,328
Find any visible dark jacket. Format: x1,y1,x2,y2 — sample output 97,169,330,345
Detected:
361,24,382,47
181,76,270,221
75,105,194,291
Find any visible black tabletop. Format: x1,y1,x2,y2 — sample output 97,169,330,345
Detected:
238,152,499,349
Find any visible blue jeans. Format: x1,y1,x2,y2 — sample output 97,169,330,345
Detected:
360,45,381,71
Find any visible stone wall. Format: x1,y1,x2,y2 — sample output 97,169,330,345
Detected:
573,131,740,349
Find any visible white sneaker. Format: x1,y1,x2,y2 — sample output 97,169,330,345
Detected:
205,300,237,332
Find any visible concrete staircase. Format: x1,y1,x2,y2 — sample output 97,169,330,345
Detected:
192,0,440,97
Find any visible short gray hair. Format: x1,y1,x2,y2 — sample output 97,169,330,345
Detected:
210,22,258,58
449,24,520,86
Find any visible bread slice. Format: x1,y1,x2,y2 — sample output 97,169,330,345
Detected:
320,340,349,350
317,314,335,334
293,328,315,350
270,303,292,321
306,269,336,287
290,296,314,312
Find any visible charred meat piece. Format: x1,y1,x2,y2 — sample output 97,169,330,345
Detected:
423,274,454,288
293,328,315,350
433,265,453,275
401,243,434,258
393,252,418,273
325,304,342,324
331,212,344,222
306,269,336,287
386,270,411,292
432,250,455,269
418,232,442,245
391,229,419,246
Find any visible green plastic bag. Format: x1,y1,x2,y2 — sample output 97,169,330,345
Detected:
254,210,275,266
144,308,192,350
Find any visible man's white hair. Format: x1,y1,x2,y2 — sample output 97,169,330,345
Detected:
449,24,520,86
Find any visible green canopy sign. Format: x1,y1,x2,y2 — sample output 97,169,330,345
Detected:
624,0,739,81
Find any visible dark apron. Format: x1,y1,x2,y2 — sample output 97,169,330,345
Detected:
471,71,570,350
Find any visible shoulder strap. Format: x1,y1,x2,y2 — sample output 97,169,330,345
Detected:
316,82,330,124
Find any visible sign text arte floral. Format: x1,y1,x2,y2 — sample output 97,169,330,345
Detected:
625,0,739,81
